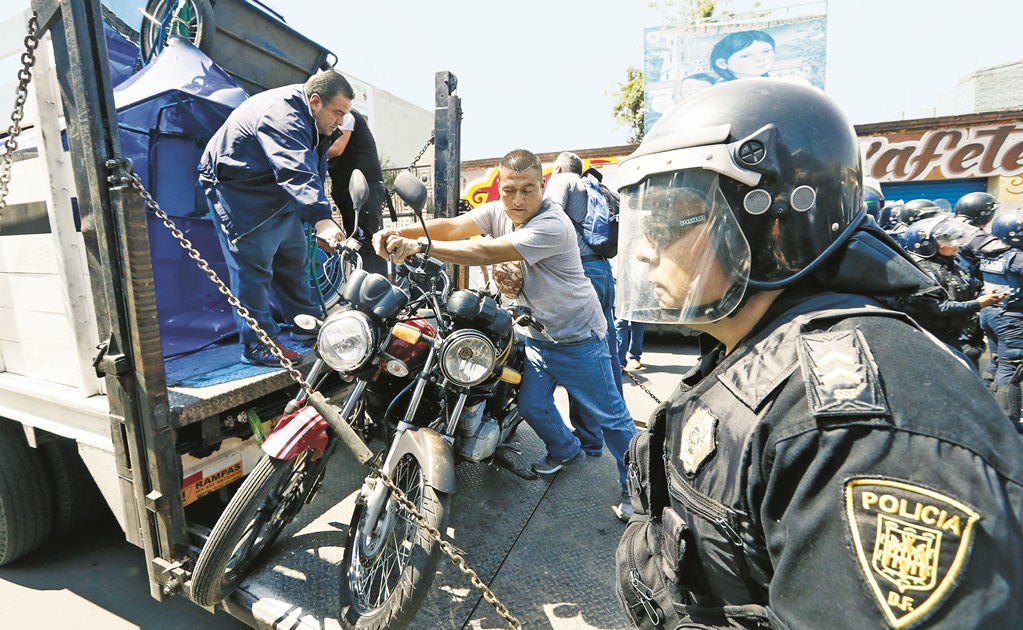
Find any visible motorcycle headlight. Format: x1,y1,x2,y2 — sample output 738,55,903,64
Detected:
318,310,375,372
439,330,496,386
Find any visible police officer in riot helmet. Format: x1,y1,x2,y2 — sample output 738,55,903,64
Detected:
863,177,885,221
980,208,1023,423
614,78,1023,630
898,198,945,226
897,215,1007,364
953,192,1010,328
956,191,1000,227
992,208,1023,248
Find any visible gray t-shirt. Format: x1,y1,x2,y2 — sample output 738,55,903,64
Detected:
469,199,606,342
543,172,597,257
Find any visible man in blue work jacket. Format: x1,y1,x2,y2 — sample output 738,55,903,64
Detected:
199,70,351,366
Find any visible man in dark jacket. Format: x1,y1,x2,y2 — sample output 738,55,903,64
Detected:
327,108,389,275
614,79,1023,629
199,70,350,366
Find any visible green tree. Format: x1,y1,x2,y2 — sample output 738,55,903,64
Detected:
608,0,762,143
610,67,646,145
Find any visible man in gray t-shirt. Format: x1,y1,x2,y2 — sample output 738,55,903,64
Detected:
373,148,637,520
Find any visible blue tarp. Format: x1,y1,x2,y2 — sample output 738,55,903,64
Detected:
113,37,249,358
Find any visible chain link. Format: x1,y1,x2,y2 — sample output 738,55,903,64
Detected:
2,6,514,625
623,369,662,405
0,12,40,235
124,172,520,628
373,470,524,630
407,135,434,172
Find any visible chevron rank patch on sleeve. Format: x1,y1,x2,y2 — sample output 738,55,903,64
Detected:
845,477,981,629
797,328,889,417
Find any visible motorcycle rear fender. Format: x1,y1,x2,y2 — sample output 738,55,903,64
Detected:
390,427,455,494
262,406,328,461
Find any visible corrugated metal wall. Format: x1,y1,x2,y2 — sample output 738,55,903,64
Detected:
881,178,988,207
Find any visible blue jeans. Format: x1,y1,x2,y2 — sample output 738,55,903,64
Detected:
568,257,622,453
519,332,636,492
615,319,646,366
210,202,319,346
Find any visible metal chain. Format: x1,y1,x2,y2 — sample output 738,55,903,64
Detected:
407,135,434,171
373,470,524,630
0,12,40,235
123,171,520,628
623,369,662,405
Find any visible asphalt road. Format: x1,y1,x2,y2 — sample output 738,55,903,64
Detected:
0,335,699,630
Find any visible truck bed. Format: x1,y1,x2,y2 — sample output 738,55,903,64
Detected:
164,341,313,429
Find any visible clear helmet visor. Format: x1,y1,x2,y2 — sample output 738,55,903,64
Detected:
932,216,980,248
616,169,751,325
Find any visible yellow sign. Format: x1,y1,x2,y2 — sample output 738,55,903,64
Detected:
181,460,244,506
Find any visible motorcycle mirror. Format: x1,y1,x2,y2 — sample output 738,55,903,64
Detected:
349,169,369,210
394,171,428,217
293,313,322,331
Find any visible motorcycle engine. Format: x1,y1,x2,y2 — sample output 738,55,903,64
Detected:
458,401,501,462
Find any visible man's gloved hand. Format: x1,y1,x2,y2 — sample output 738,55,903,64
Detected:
314,219,345,253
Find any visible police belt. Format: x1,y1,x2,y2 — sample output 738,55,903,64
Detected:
580,254,607,263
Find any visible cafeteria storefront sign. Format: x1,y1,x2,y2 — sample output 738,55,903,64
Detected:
861,123,1023,182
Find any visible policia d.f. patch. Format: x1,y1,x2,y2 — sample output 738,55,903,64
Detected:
844,478,981,629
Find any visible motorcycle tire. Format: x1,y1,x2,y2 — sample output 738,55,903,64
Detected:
190,453,318,607
339,453,450,629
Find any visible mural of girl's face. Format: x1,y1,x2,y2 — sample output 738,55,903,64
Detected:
718,40,775,79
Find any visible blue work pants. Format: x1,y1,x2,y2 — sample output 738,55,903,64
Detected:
615,319,646,366
568,257,622,454
210,203,319,346
519,333,636,492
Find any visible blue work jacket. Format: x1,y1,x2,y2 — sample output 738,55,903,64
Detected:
198,84,339,242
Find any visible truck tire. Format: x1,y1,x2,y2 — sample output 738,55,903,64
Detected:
40,438,104,537
0,421,55,566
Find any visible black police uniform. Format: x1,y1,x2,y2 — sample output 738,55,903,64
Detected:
979,248,1023,421
906,254,984,355
617,289,1023,629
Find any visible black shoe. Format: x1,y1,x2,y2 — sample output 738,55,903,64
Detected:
241,338,300,367
532,449,584,474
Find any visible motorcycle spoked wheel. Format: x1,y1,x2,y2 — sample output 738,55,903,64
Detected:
339,453,450,629
190,452,320,607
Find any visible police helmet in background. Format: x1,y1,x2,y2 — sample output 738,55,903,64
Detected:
863,177,885,220
954,192,1000,227
614,78,864,325
901,215,979,259
878,203,904,231
897,199,946,226
991,209,1023,249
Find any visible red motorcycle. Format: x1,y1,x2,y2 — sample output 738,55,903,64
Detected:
190,172,544,630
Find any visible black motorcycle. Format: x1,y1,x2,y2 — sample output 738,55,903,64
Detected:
190,172,544,630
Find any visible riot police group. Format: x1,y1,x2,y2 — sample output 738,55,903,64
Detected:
613,79,1023,629
872,186,1023,422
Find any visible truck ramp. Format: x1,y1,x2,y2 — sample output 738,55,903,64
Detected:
231,429,631,630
